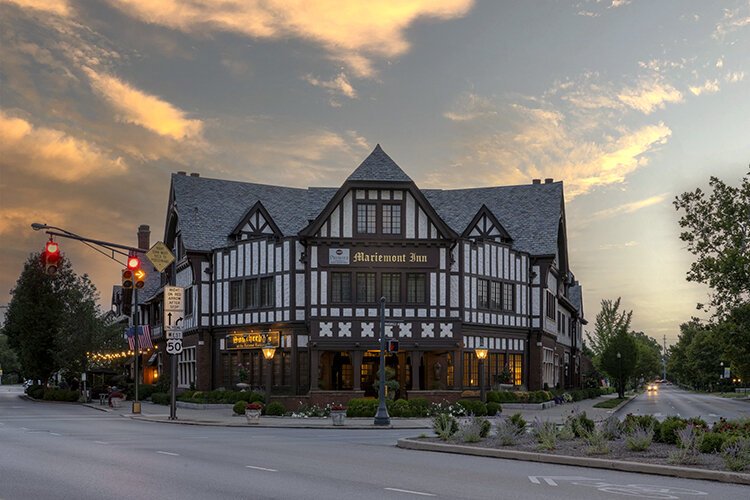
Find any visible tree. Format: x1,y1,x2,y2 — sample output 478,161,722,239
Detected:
674,170,750,317
0,332,21,382
4,252,115,385
586,298,633,361
667,319,704,387
714,303,750,384
631,331,662,382
600,331,638,398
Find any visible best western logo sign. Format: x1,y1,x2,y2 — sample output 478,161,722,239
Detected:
326,247,438,268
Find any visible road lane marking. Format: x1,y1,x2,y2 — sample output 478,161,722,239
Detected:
156,451,179,456
245,465,277,472
94,441,109,445
384,488,436,496
50,432,61,436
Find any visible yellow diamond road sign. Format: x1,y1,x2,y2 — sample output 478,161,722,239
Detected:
146,241,175,273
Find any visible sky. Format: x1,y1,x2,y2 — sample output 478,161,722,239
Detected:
1,0,748,346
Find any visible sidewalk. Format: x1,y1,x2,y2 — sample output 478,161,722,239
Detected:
84,393,630,429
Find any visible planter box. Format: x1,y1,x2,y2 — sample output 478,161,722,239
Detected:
245,409,261,424
330,410,346,426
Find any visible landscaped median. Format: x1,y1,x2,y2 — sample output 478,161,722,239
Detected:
397,412,750,485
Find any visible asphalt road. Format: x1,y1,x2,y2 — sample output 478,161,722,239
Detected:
616,384,750,425
1,384,747,500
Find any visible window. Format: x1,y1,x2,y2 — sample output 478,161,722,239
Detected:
406,273,426,304
490,282,501,310
357,204,376,234
509,353,523,386
543,347,554,387
185,287,193,316
502,283,514,312
331,272,352,303
546,290,556,318
382,204,402,234
557,312,562,333
477,279,489,309
260,277,275,307
382,273,401,303
245,278,258,308
229,281,243,310
178,346,196,388
356,272,376,303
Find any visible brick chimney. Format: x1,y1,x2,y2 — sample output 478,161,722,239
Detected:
138,224,150,250
544,178,554,184
532,179,541,184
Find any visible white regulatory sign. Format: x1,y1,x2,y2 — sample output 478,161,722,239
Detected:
166,338,183,355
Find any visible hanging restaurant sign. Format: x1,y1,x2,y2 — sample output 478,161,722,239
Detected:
226,331,280,350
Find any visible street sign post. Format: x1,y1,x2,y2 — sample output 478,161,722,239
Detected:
163,286,184,420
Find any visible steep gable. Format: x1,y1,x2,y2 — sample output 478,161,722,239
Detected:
230,201,282,240
463,205,513,243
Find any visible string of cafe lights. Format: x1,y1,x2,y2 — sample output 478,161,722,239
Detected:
87,345,159,362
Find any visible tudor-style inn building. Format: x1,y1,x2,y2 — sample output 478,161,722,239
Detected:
142,145,585,401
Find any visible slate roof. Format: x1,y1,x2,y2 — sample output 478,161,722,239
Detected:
171,174,337,251
568,282,583,314
422,183,563,256
346,144,412,182
169,147,563,257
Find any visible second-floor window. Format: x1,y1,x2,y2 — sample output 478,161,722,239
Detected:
245,278,258,308
546,290,556,318
230,281,243,310
477,279,514,312
382,273,401,303
185,287,193,316
331,272,352,303
406,273,426,304
356,272,376,303
260,277,275,307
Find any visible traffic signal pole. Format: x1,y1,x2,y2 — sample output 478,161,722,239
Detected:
132,286,141,414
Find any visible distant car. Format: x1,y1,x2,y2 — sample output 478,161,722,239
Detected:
647,383,658,391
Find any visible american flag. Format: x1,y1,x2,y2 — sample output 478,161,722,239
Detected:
125,325,154,350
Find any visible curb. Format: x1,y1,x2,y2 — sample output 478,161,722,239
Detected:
397,438,750,485
128,415,431,430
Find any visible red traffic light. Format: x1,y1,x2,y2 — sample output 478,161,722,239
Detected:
44,239,60,275
127,255,140,270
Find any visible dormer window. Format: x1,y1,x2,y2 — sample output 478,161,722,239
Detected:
356,201,403,236
357,204,376,234
382,204,401,234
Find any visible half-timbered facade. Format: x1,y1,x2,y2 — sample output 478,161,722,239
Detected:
148,146,585,398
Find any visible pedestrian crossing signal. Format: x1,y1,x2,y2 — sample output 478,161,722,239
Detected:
387,339,399,353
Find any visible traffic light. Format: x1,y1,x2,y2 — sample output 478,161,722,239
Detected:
134,268,146,289
43,240,60,275
121,268,134,289
387,339,399,353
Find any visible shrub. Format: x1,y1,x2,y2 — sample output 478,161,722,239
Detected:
151,392,170,405
265,402,285,416
139,384,157,400
26,384,44,399
567,411,595,438
486,402,501,416
294,403,328,417
388,399,412,417
433,413,459,440
42,389,79,402
668,425,701,465
233,400,248,415
457,417,489,443
457,399,487,416
721,437,750,472
601,416,623,440
558,421,576,441
584,428,611,455
533,419,558,451
626,425,654,451
623,414,659,433
660,416,688,445
494,418,525,446
408,398,430,417
509,412,527,430
699,432,727,454
346,398,379,417
489,391,518,403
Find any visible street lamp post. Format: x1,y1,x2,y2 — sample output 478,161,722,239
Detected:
616,352,622,398
262,335,277,395
374,297,390,426
475,339,488,403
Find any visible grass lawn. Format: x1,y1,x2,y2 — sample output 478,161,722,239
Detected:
593,397,629,409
